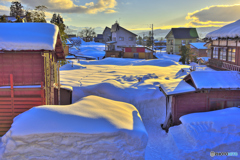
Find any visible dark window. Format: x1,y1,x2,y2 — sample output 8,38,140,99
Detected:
119,37,124,41
213,47,218,59
129,37,133,41
226,100,240,108
209,100,224,111
219,48,226,61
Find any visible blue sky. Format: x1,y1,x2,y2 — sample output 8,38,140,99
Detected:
0,0,240,32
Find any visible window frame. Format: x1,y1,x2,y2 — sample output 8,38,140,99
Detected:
119,37,124,41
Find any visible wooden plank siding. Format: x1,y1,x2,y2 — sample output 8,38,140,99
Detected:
173,90,240,125
0,52,44,86
0,75,45,136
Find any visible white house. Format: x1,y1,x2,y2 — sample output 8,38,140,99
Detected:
106,22,137,51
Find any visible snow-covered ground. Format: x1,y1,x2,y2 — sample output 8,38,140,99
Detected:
0,96,148,160
68,38,105,60
1,41,238,159
61,41,240,159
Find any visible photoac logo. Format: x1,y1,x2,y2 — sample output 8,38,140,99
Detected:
210,151,215,157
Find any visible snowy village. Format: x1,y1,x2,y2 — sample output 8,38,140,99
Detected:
0,1,240,160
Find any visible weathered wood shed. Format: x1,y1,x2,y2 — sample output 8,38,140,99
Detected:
160,71,240,130
0,23,65,136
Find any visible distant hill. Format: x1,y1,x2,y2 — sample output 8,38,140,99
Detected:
134,27,220,39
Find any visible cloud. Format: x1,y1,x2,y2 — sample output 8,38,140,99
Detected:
186,4,240,27
104,9,117,13
0,5,9,15
19,0,117,14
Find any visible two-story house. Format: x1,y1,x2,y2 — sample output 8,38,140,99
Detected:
107,22,137,51
205,19,240,71
165,28,199,54
105,22,137,58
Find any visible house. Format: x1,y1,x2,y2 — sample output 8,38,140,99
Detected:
165,28,199,54
154,40,166,50
105,47,154,59
159,71,240,130
105,22,137,56
102,27,112,43
94,34,104,43
190,42,209,57
0,23,65,136
205,20,240,71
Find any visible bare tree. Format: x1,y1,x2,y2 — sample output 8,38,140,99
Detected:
78,27,96,38
69,37,82,50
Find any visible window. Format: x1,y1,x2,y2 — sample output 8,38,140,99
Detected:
129,37,133,41
219,48,226,61
226,100,240,108
119,37,124,41
210,99,240,111
133,53,139,58
188,40,192,44
209,100,224,111
113,37,116,41
182,40,186,45
213,47,218,59
228,48,236,63
170,40,173,45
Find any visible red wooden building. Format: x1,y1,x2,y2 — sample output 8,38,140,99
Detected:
0,23,65,136
105,47,154,59
205,20,240,71
160,71,240,130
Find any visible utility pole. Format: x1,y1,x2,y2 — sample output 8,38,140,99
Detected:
150,24,154,50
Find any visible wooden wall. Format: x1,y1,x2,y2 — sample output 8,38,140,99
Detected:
0,76,44,136
173,90,240,125
0,52,44,86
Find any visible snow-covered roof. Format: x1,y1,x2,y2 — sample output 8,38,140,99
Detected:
186,71,240,89
106,41,117,44
66,39,72,45
65,55,75,59
0,23,59,51
190,42,207,49
197,57,210,62
160,79,196,96
205,20,240,39
160,71,240,95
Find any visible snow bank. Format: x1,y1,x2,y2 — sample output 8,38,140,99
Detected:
168,107,240,158
80,57,178,67
0,23,59,51
0,96,148,160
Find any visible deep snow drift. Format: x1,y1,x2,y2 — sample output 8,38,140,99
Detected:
168,107,240,159
0,96,148,160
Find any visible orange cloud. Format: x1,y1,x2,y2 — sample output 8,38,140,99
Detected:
186,4,240,27
20,0,117,14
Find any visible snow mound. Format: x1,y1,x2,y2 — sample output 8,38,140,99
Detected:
168,107,240,157
0,96,148,160
60,62,86,71
80,57,178,67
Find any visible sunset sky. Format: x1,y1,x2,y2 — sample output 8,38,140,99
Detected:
0,0,240,32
